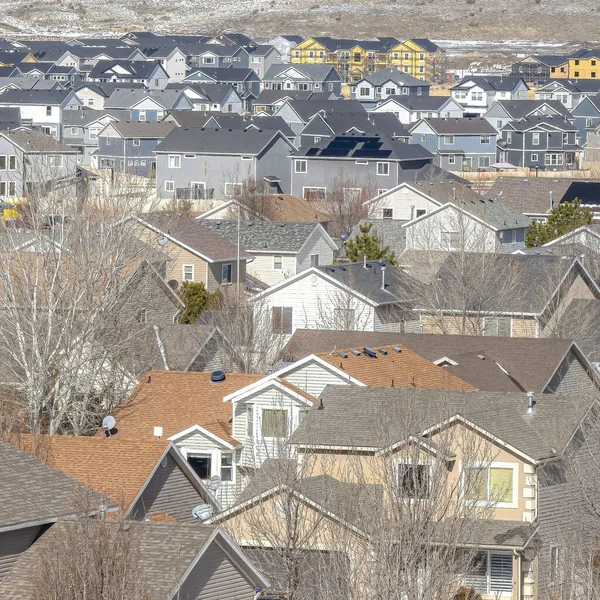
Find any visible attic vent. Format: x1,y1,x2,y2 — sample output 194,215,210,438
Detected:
351,350,361,356
392,346,402,353
433,356,458,367
378,348,388,355
338,351,348,358
210,370,226,383
363,347,377,358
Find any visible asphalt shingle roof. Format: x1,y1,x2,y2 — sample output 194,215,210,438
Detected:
363,67,429,87
453,76,527,92
416,117,498,135
0,88,74,105
4,130,76,153
105,87,185,109
107,120,176,139
493,99,571,119
88,60,159,80
264,63,338,81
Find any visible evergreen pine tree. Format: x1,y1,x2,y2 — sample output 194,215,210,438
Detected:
343,222,397,265
178,281,212,324
526,198,593,247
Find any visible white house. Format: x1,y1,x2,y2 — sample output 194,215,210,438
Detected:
369,96,464,124
451,76,529,115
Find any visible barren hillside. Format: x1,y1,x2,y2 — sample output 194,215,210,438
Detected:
0,0,598,42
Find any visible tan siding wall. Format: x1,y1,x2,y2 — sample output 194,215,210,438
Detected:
512,317,537,338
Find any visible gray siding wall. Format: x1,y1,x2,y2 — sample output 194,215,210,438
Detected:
177,541,255,600
256,136,293,195
296,228,334,270
129,452,206,523
546,353,597,395
0,526,42,582
207,261,246,293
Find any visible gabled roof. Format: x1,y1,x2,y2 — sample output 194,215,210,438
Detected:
413,117,498,135
361,67,429,87
377,95,458,112
264,63,339,81
88,60,162,80
254,89,315,105
290,386,592,462
2,130,76,153
503,115,577,133
61,107,120,127
105,87,187,109
198,220,336,253
136,214,253,263
537,79,600,94
186,66,259,82
0,88,75,106
154,127,292,156
0,439,109,532
490,99,572,119
101,370,263,445
277,99,365,121
452,75,528,92
102,120,176,139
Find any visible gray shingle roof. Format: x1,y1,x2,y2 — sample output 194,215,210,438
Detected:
88,60,159,80
504,115,577,132
493,99,571,119
254,90,314,105
282,99,365,121
452,76,527,92
381,95,455,111
188,66,259,82
415,117,498,135
4,130,76,153
363,67,429,87
105,87,185,109
154,127,287,155
61,107,120,126
106,120,176,139
199,220,325,253
283,330,580,393
165,82,237,104
264,63,338,81
0,88,74,105
0,439,108,530
289,386,591,461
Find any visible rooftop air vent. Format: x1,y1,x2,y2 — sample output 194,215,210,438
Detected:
338,351,348,358
392,346,402,353
210,370,226,383
363,347,377,358
351,350,361,356
378,348,388,355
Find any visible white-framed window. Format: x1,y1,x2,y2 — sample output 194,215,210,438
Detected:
133,138,141,146
396,463,429,498
221,263,233,284
420,134,426,142
464,551,513,596
164,180,174,192
506,132,512,144
168,155,181,168
550,546,561,583
448,155,456,165
246,405,254,437
70,127,78,135
385,87,395,95
545,153,564,166
441,230,461,250
262,408,288,438
273,255,283,270
182,265,194,281
402,87,409,95
8,181,15,196
303,187,326,200
46,105,52,116
562,132,569,144
478,156,490,168
377,161,390,176
45,155,63,167
0,155,6,170
530,153,538,162
0,182,5,195
480,135,490,144
415,208,427,218
359,87,370,97
272,306,293,334
294,159,307,173
138,109,146,121
462,462,518,508
532,132,540,145
224,182,242,197
87,98,95,106
220,452,233,481
310,254,319,267
314,136,321,143
299,408,310,424
383,208,393,219
444,135,455,145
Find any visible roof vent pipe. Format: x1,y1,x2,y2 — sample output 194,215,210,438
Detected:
381,265,386,290
363,254,367,269
549,190,553,211
526,391,535,414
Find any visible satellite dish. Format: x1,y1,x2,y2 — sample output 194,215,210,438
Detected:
192,503,214,520
157,236,168,246
208,475,221,491
102,415,115,437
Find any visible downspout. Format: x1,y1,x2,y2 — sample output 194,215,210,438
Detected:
513,549,522,600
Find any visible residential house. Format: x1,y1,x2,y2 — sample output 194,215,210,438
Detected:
351,67,431,106
0,50,37,66
451,76,529,116
569,95,600,147
534,79,600,110
485,177,600,221
187,44,250,70
510,55,570,84
0,130,79,198
262,63,342,96
105,88,193,121
73,81,145,110
54,45,146,71
165,83,245,114
364,180,531,251
369,95,464,124
483,99,572,133
199,221,338,286
290,133,433,200
252,89,337,115
88,60,169,90
0,89,81,139
388,38,446,81
0,107,21,130
99,370,264,507
568,49,600,80
134,214,252,290
247,44,282,80
1,520,269,599
154,128,296,201
273,98,366,135
9,435,219,522
140,44,188,81
251,260,418,337
268,35,304,63
0,439,108,583
498,116,580,170
61,108,119,166
17,61,82,86
409,117,498,171
97,120,176,176
283,329,599,394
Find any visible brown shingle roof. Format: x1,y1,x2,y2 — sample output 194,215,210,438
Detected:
102,370,263,445
285,331,582,393
9,434,170,510
314,344,474,391
262,194,330,222
139,214,253,262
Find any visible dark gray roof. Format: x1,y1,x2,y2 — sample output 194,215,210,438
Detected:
254,90,314,105
0,88,74,105
264,63,338,81
165,82,238,104
152,324,216,370
304,112,410,139
351,218,407,256
415,117,498,135
283,99,366,121
105,120,176,139
504,115,577,132
182,113,295,138
290,386,591,461
74,81,145,96
493,99,571,119
381,95,456,111
282,331,581,393
199,220,326,253
105,87,185,109
0,439,108,530
88,60,159,80
316,260,419,306
61,108,120,126
0,106,20,129
155,127,287,155
453,76,527,92
4,130,76,153
188,66,259,82
362,67,430,87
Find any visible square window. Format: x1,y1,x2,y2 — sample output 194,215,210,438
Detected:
444,135,455,145
224,183,242,197
133,138,140,147
397,464,429,498
182,265,194,281
165,181,174,192
478,156,490,168
480,135,490,144
262,409,287,438
188,454,211,479
463,465,514,505
530,153,538,162
377,161,390,175
416,208,426,218
168,155,181,168
221,263,232,284
382,208,393,219
448,156,456,165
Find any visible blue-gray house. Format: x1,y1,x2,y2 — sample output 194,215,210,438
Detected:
105,88,194,121
570,95,600,147
409,117,498,172
97,120,176,177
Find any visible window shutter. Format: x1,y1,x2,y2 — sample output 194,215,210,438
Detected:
490,553,513,592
